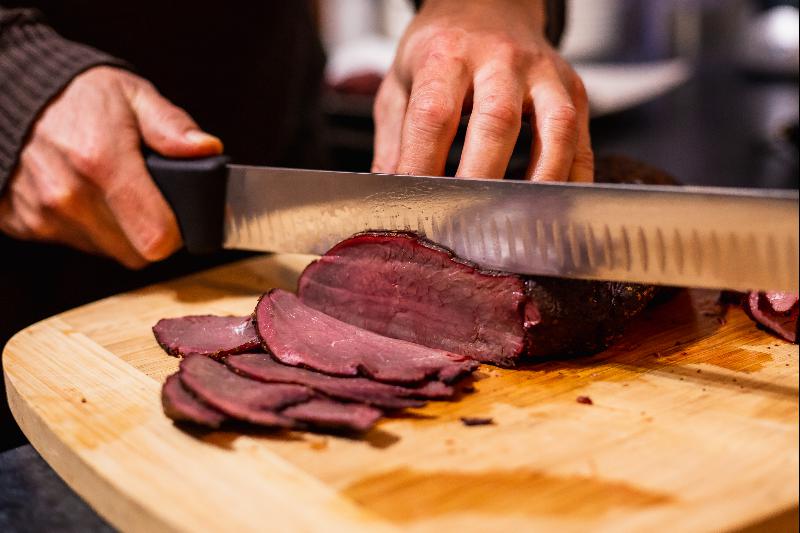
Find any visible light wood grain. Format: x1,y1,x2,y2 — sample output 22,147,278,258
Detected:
3,254,798,533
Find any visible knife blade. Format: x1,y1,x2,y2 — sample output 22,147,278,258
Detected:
146,155,799,292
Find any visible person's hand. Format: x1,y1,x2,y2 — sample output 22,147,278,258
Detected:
0,66,222,268
372,0,592,182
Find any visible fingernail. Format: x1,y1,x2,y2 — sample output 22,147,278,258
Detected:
185,130,223,149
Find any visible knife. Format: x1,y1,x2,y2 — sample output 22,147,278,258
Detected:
145,154,799,292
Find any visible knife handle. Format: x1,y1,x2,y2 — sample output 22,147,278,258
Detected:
145,153,230,254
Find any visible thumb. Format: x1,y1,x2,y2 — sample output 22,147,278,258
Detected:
131,83,223,157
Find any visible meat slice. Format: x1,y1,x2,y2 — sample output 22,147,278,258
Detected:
178,354,311,428
153,315,260,358
298,231,656,365
282,400,382,432
254,289,479,383
162,373,226,428
744,291,798,343
227,353,453,409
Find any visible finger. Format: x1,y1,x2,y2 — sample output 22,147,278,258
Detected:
526,71,579,182
456,66,523,179
103,150,182,262
130,82,223,157
566,75,594,183
372,73,408,173
396,56,470,176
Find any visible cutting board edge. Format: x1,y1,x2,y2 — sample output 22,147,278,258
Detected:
3,353,182,533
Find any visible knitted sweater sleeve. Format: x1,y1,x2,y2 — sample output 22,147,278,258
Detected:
0,7,128,190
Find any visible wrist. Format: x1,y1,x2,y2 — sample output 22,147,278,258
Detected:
417,0,552,41
419,0,547,35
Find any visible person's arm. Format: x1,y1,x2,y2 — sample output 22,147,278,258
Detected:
0,7,221,267
0,8,125,189
373,0,591,182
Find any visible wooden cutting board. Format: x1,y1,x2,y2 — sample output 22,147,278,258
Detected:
3,254,798,533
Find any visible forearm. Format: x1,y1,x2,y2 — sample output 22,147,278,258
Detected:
0,7,126,190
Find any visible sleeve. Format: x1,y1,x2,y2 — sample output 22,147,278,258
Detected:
411,0,566,46
0,7,129,191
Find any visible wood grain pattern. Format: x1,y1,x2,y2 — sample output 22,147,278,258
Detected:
3,254,798,533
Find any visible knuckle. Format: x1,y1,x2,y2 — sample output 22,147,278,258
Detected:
545,104,579,138
40,184,78,214
70,141,110,177
407,91,455,134
476,95,520,133
138,223,178,260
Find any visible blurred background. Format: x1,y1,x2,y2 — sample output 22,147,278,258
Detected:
319,0,799,188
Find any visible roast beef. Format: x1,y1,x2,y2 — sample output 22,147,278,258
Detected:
254,289,479,383
227,353,455,408
171,355,384,431
153,315,260,358
178,354,311,428
744,291,798,343
282,400,381,432
161,373,226,428
297,231,656,365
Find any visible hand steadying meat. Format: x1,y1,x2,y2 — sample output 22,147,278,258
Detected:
372,0,592,182
0,66,222,268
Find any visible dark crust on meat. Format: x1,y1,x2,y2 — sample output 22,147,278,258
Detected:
523,278,657,358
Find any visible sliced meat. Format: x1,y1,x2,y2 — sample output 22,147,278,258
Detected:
744,292,798,343
282,399,382,432
298,231,656,365
298,232,531,366
254,289,479,383
164,356,383,432
161,373,226,428
226,353,454,409
178,354,311,428
153,315,260,358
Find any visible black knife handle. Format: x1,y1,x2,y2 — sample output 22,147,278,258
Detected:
146,153,230,254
